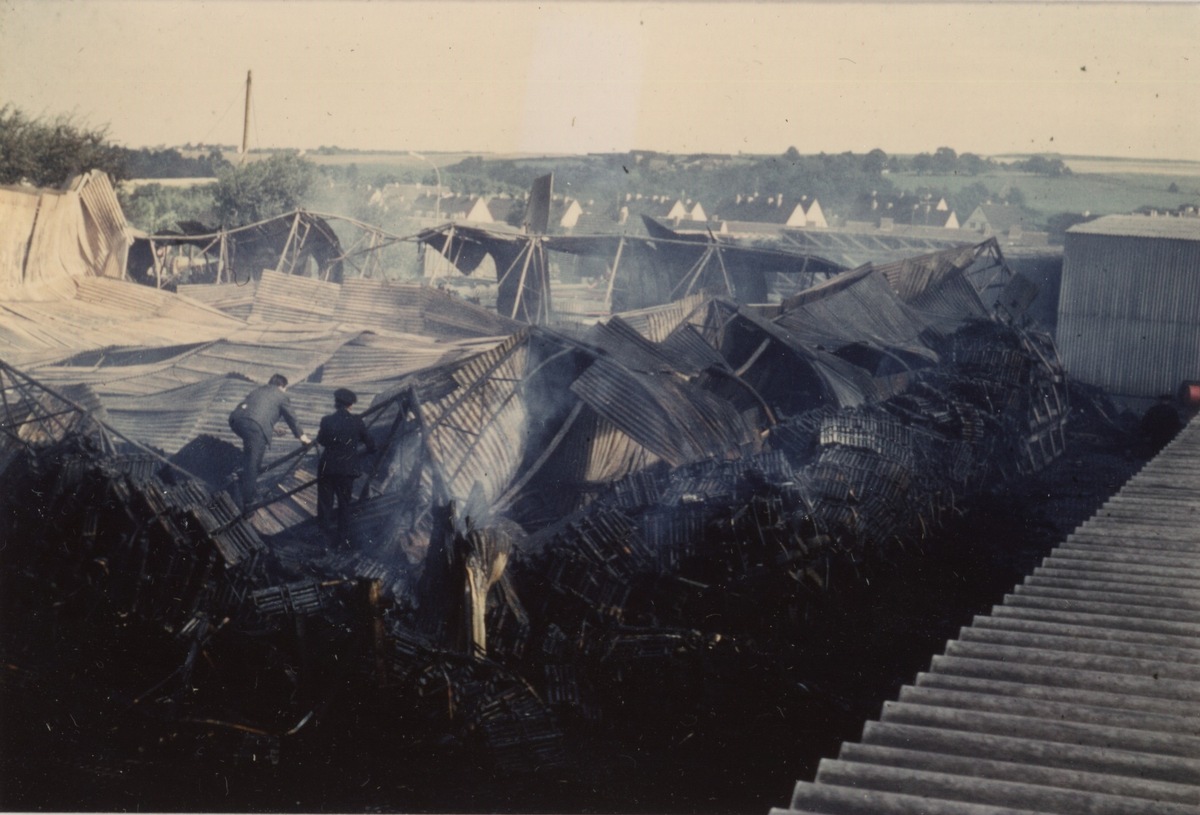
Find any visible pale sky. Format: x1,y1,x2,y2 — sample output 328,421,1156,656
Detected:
2,0,1198,160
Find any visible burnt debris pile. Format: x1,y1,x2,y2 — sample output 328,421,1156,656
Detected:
1,240,1076,811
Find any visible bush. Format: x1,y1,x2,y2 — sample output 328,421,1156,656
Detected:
212,153,316,225
0,106,127,187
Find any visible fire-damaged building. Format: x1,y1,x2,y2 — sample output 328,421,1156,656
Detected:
0,171,1078,812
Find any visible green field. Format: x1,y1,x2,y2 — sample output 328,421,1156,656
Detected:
889,169,1200,218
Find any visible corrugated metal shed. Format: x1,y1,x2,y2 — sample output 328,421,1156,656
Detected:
1067,214,1200,240
1057,215,1200,397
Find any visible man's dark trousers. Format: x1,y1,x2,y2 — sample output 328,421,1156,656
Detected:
229,414,268,510
317,471,357,547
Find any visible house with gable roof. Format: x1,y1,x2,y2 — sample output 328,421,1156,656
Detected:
964,203,1034,236
710,193,828,235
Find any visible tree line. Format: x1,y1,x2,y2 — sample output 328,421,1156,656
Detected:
1,106,1082,239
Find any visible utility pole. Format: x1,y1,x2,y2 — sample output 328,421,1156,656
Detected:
240,70,252,165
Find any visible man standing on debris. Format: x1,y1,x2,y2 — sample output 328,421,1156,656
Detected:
228,374,310,511
316,388,376,549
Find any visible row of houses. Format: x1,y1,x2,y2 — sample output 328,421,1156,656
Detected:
368,182,1045,243
368,184,833,235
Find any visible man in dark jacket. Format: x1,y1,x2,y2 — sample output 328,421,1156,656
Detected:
228,373,310,511
316,388,376,549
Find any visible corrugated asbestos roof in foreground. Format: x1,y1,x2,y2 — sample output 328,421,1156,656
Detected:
777,415,1200,815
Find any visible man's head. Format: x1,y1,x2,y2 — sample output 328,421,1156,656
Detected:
334,388,357,409
268,373,289,389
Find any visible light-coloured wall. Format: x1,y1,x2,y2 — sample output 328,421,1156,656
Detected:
1057,231,1200,397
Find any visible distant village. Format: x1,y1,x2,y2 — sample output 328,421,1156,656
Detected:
365,180,1046,245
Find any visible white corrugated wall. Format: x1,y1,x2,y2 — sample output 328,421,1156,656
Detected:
1056,232,1200,397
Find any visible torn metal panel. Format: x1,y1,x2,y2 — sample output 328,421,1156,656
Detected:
776,268,941,360
692,301,866,412
402,331,533,508
570,356,760,468
71,171,132,281
872,238,1004,311
576,408,664,484
523,174,553,235
177,281,257,320
996,271,1040,320
1,172,129,295
903,271,991,333
612,291,711,343
335,277,520,338
582,316,686,374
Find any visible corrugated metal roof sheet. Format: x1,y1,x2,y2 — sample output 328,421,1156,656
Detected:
1067,214,1200,241
1,172,130,294
416,331,532,506
775,269,939,357
872,242,992,304
0,278,243,361
614,292,710,343
102,375,240,453
333,277,521,338
171,335,350,385
177,281,257,320
248,269,340,324
318,331,503,385
571,356,759,468
583,317,682,374
579,410,663,483
334,278,427,333
71,171,131,280
0,187,90,293
659,323,727,376
419,284,523,338
903,272,990,332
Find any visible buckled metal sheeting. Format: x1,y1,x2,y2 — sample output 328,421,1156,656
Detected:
775,416,1200,815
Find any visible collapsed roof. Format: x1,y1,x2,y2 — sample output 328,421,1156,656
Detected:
0,174,1069,801
417,215,846,319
